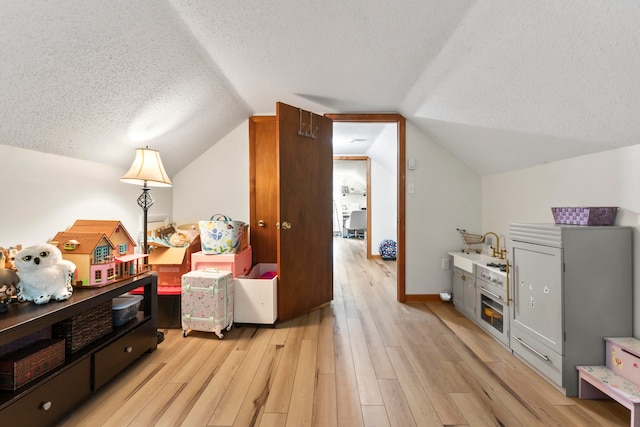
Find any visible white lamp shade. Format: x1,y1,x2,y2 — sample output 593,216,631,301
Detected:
120,147,172,187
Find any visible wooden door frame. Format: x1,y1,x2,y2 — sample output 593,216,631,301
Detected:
325,113,406,303
333,156,372,258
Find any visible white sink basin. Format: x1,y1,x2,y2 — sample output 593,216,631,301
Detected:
448,252,496,273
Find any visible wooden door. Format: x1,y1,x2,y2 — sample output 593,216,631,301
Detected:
249,116,278,264
249,103,333,321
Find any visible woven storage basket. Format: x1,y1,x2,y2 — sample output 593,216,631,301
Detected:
0,338,65,390
0,327,51,359
551,207,617,226
53,301,113,354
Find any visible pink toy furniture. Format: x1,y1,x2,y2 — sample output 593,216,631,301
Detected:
191,246,252,278
577,337,640,427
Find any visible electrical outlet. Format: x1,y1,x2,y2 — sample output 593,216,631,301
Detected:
441,258,450,270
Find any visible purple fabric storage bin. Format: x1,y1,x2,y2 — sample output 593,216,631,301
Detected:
551,207,617,226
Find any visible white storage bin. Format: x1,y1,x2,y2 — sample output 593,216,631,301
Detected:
234,263,277,324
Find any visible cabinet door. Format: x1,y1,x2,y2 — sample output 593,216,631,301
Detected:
452,268,464,309
463,275,476,318
512,242,563,354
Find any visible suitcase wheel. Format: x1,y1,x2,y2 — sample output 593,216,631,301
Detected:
182,330,188,338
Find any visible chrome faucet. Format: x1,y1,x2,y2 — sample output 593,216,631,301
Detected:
482,231,502,258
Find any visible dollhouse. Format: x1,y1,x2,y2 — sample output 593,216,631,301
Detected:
69,220,137,254
50,220,147,287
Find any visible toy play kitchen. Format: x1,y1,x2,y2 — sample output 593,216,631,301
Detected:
449,215,633,397
449,229,510,347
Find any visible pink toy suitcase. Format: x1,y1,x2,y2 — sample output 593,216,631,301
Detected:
181,268,234,339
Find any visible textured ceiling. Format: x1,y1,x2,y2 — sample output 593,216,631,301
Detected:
1,1,639,176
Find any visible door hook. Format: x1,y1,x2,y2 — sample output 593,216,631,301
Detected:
298,108,306,137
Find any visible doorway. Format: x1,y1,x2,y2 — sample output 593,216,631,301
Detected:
326,113,406,302
333,156,371,256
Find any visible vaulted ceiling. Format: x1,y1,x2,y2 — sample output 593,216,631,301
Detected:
2,1,638,176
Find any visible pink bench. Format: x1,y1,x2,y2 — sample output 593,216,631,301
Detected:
577,365,640,426
577,337,640,427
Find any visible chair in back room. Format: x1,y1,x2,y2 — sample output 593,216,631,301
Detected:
345,210,367,238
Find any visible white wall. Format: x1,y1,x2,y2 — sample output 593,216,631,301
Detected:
0,144,172,250
405,121,482,294
172,121,250,225
482,145,640,335
366,126,397,255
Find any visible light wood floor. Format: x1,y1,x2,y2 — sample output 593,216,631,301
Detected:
60,237,630,426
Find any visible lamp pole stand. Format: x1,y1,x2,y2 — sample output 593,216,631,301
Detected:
136,182,154,261
135,182,164,343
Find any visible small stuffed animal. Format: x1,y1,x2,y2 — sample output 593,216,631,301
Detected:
14,243,75,304
0,245,22,270
0,268,19,313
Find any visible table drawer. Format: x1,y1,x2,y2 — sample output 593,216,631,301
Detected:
93,327,150,390
0,358,90,427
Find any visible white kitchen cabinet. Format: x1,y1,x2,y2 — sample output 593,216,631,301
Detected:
452,267,464,309
509,223,632,397
462,272,476,319
452,267,475,319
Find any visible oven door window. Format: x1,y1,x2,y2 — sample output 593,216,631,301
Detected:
480,293,505,334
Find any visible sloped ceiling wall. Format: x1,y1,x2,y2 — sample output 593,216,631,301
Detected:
1,1,638,176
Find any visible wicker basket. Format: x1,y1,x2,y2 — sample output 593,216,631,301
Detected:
0,327,52,359
551,207,617,226
53,301,113,354
0,338,65,390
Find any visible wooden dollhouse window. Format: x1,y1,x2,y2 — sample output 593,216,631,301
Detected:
95,270,102,282
64,240,79,250
107,268,115,280
94,246,109,263
118,244,128,254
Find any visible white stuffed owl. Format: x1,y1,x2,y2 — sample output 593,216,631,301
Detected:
14,243,75,304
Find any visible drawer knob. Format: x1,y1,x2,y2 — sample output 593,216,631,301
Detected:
41,401,52,411
125,346,133,353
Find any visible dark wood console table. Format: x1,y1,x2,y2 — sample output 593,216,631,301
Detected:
0,272,157,427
